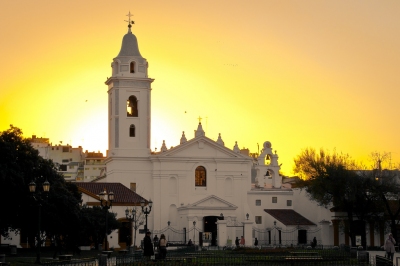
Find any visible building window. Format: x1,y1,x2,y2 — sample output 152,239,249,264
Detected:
130,183,136,192
129,124,136,137
255,200,261,206
195,166,206,187
130,61,135,73
127,96,138,117
287,200,292,206
272,197,277,203
255,216,262,224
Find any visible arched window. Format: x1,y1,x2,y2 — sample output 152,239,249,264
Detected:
127,96,138,117
129,125,135,137
130,61,135,73
195,166,206,187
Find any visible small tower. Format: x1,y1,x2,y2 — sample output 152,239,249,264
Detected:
256,141,282,188
106,13,154,157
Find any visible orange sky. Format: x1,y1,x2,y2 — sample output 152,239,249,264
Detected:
1,0,400,175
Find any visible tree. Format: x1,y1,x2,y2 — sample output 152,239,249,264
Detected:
294,148,381,247
0,125,121,252
0,126,81,242
360,152,400,242
128,206,145,248
78,206,120,249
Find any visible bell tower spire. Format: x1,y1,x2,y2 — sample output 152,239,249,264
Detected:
106,14,154,158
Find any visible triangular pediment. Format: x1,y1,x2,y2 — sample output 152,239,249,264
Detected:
152,136,250,160
178,195,237,210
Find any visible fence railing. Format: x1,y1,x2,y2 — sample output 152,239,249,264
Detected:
37,249,389,266
42,257,97,266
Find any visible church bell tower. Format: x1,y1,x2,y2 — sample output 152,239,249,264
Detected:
105,14,154,158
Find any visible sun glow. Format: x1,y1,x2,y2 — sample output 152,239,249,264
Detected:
1,1,400,174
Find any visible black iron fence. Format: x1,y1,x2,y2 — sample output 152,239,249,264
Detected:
42,257,97,265
22,248,389,266
253,225,322,246
153,224,203,245
113,247,379,266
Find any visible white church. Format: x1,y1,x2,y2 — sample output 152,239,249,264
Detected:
3,16,388,250
100,18,336,249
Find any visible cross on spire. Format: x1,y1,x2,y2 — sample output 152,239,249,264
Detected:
198,116,202,124
125,11,135,28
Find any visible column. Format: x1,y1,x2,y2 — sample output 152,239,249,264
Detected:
332,220,340,247
319,220,331,246
217,220,227,247
242,220,253,247
344,220,349,246
369,221,375,247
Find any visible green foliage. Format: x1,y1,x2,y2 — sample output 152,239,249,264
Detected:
0,125,121,249
0,126,81,242
293,148,384,246
78,205,121,247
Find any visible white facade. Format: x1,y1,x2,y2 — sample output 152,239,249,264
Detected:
102,22,334,248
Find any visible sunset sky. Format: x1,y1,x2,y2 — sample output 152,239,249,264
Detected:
1,1,400,175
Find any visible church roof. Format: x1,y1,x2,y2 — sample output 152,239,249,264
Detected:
264,209,316,226
152,135,251,160
117,27,142,57
75,182,146,204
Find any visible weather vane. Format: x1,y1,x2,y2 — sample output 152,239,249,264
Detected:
125,11,135,28
198,116,202,123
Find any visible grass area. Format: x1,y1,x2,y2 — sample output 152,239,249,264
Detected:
2,247,356,266
3,248,102,265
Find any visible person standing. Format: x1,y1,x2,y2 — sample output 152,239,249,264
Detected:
254,238,258,246
143,231,154,260
385,233,396,262
311,237,317,249
235,237,239,248
153,235,159,252
159,234,167,259
240,236,245,247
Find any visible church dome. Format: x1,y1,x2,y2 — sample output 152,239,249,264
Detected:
117,30,142,57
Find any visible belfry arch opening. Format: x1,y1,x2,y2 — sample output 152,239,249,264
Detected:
127,96,138,117
130,61,135,73
129,124,135,137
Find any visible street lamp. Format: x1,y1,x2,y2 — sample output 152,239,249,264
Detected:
29,179,50,264
125,207,136,248
140,199,153,233
98,189,114,251
193,221,196,247
167,221,170,241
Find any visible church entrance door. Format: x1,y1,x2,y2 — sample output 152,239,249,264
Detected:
203,216,224,246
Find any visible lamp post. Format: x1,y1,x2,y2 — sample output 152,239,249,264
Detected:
193,221,196,247
125,207,136,248
140,199,153,233
29,180,50,264
167,221,170,241
98,189,114,251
